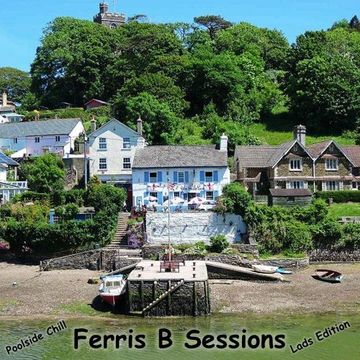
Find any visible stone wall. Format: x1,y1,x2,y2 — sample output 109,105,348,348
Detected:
146,212,246,245
40,250,141,272
309,249,360,262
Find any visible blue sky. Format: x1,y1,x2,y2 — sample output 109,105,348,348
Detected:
0,0,359,71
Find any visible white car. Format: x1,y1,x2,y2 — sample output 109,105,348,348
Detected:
197,201,215,211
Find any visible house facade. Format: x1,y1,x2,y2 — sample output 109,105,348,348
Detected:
0,151,28,203
88,118,145,202
235,125,360,198
0,118,84,158
132,135,230,210
0,92,23,123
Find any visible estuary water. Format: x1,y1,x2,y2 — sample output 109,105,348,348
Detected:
0,312,359,360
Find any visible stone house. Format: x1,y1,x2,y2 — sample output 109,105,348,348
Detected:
235,125,360,197
132,134,230,210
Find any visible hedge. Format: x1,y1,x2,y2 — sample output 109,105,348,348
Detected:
315,191,360,203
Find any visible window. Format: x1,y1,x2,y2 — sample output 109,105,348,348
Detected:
352,182,358,190
99,137,107,150
13,138,17,144
99,158,107,170
326,181,339,191
206,191,213,201
149,192,157,199
325,159,338,170
289,159,302,171
150,172,157,182
123,158,131,169
55,135,61,142
174,192,180,198
178,172,184,183
35,137,40,143
123,138,131,149
289,181,305,189
205,171,213,182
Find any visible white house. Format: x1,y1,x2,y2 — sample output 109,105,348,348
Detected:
132,134,230,210
0,92,24,123
0,151,28,203
0,118,84,158
88,118,145,202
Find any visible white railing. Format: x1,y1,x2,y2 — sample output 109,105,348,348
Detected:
0,181,28,189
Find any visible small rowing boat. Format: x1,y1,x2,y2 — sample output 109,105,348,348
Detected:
276,267,293,275
252,264,278,274
99,274,127,306
312,269,343,284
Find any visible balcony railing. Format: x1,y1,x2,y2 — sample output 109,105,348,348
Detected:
0,181,28,189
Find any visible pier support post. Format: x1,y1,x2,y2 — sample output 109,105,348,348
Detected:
167,280,172,315
140,281,144,310
128,281,132,312
193,282,198,316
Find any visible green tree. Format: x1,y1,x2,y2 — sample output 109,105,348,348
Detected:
21,154,65,193
220,183,252,217
0,67,31,103
194,15,232,40
31,17,119,107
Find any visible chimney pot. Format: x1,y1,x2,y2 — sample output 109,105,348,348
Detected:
90,116,97,133
2,92,7,107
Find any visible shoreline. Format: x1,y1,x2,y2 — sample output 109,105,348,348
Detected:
1,262,359,319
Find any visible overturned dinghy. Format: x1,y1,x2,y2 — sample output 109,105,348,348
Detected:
312,269,343,284
252,264,278,274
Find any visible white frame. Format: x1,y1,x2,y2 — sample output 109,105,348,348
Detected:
325,158,338,171
123,157,131,169
123,137,131,149
289,159,302,171
99,158,107,170
98,137,107,150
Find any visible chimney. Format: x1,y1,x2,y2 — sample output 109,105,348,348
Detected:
99,2,108,14
220,133,228,152
90,116,97,133
293,125,306,146
137,116,143,136
2,92,7,107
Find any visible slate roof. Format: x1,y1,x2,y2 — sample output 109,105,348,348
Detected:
133,145,227,168
0,118,81,138
0,151,19,166
235,141,295,169
270,189,312,197
342,146,360,167
307,141,332,158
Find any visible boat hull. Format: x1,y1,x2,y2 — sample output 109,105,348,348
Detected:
100,293,123,306
252,265,278,274
311,275,343,284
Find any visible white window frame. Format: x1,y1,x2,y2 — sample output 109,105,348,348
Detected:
123,158,131,169
123,137,131,149
325,159,338,171
55,135,61,142
149,172,157,183
99,158,107,170
288,181,305,189
206,191,213,200
289,159,302,171
178,171,184,183
98,137,107,151
35,137,40,143
326,181,339,191
205,171,213,182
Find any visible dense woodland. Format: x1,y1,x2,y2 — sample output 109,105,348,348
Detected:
1,15,360,147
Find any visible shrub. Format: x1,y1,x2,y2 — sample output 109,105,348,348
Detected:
209,235,229,253
315,191,360,203
217,183,252,217
183,241,208,256
279,221,313,253
11,191,50,203
311,218,343,248
340,223,360,249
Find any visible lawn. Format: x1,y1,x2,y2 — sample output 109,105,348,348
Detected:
327,203,360,218
250,119,356,146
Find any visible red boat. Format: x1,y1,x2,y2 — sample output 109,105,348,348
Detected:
99,274,127,306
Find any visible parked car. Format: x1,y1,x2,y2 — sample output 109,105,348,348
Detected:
197,200,215,211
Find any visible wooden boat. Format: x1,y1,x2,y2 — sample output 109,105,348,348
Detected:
312,269,343,283
99,274,127,306
252,264,278,274
276,267,293,275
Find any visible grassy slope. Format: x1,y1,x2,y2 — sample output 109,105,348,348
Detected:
250,116,355,146
328,203,360,218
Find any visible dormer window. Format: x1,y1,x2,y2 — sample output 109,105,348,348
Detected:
326,159,338,170
289,159,302,171
55,135,60,142
35,137,40,143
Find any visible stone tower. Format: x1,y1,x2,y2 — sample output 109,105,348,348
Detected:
93,2,125,29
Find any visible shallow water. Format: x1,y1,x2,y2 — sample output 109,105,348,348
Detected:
0,312,359,360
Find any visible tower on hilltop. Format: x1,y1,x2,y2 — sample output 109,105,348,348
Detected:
93,2,125,29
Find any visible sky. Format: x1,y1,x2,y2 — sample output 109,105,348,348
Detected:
0,0,359,72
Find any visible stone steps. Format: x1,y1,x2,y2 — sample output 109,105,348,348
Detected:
104,212,130,250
